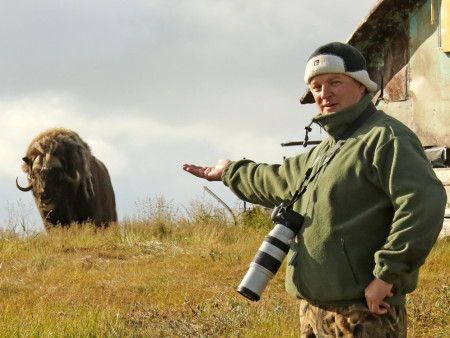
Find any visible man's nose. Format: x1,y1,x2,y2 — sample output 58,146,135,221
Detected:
320,85,332,99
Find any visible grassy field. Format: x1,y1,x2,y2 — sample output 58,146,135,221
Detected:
0,197,448,337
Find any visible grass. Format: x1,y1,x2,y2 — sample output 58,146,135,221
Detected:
0,197,448,337
407,236,450,337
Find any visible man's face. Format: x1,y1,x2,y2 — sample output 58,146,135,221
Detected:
310,73,366,115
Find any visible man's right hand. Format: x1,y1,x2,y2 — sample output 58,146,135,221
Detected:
182,159,231,182
364,278,394,315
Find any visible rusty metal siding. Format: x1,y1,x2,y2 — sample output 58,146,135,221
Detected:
381,31,409,103
300,0,449,147
405,2,450,147
352,0,449,147
348,0,427,67
301,0,428,105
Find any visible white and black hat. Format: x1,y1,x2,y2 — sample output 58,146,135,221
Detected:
304,42,377,93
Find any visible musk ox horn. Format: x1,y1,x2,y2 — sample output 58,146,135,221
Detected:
16,177,32,192
64,170,81,185
22,157,32,167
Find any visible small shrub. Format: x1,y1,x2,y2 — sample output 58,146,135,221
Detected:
238,205,272,230
133,195,181,226
2,198,38,236
185,196,233,226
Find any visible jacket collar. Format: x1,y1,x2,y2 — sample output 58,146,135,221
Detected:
312,94,373,140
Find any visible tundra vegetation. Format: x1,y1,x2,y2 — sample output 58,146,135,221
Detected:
0,196,448,337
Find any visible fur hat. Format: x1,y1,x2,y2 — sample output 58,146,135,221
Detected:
304,42,377,93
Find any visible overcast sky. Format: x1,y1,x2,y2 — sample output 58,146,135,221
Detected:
0,0,379,231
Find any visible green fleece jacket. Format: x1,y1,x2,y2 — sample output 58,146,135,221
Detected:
222,94,446,306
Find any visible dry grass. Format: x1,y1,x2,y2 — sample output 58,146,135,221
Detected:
0,198,448,337
407,236,450,337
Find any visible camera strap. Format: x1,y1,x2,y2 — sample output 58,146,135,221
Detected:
286,103,377,210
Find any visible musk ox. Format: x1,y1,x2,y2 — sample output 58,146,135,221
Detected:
16,127,117,230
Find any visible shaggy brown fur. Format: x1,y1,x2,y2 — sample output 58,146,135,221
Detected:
18,127,117,231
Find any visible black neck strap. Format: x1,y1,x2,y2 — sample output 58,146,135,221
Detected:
286,103,377,210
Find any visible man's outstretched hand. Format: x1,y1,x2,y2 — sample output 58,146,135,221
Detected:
182,159,231,182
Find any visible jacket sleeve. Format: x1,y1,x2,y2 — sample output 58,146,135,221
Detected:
372,133,447,284
221,153,312,208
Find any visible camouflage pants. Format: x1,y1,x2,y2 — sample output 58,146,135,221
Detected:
299,300,407,337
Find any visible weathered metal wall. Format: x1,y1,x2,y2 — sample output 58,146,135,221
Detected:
301,0,449,147
375,0,450,147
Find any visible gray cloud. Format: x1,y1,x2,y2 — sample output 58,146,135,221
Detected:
0,0,378,230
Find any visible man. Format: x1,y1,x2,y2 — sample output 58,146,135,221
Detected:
182,42,447,337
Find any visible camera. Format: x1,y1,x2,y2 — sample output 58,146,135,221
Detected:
237,203,304,302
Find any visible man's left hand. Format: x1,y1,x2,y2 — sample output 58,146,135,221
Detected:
364,278,394,315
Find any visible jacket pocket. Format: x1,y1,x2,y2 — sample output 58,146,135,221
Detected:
340,237,359,284
292,236,364,303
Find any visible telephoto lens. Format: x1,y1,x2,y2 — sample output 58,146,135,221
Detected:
237,203,304,301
